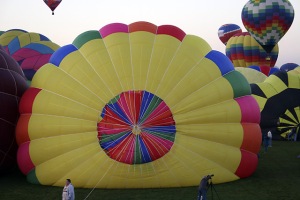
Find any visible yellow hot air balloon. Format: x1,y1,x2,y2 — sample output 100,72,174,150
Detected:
16,21,261,188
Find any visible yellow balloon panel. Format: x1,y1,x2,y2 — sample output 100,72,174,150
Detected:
170,134,240,180
289,67,300,74
35,143,101,185
176,123,243,148
72,153,113,188
174,99,241,124
32,64,102,110
171,72,233,114
18,33,44,47
235,67,267,83
102,33,133,91
30,132,98,165
32,90,99,121
0,30,26,46
288,73,300,89
35,133,241,188
129,31,156,90
252,94,267,111
264,75,288,94
156,37,214,100
144,35,182,93
28,115,96,140
79,39,123,96
59,50,112,104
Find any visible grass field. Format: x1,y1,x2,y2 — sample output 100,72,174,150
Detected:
1,141,299,200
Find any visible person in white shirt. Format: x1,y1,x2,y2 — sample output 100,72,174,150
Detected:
62,179,75,200
267,130,272,147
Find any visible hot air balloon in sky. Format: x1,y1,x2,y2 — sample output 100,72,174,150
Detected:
248,65,280,76
242,0,294,54
251,69,300,139
43,0,62,15
16,21,261,188
226,32,278,68
5,32,60,82
218,24,242,45
0,49,28,174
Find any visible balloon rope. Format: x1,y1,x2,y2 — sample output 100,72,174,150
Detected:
83,160,115,200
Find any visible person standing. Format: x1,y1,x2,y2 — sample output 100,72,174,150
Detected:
267,130,272,147
62,179,75,200
197,175,211,200
262,131,269,152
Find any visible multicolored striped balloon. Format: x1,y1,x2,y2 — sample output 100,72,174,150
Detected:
16,21,261,188
218,24,242,45
226,32,278,67
242,0,294,53
5,32,60,81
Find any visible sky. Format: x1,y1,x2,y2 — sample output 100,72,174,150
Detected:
1,0,300,67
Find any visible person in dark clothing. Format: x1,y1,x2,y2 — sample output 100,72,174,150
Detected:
263,131,269,152
197,175,213,200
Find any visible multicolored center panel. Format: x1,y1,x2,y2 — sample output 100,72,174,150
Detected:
97,90,176,164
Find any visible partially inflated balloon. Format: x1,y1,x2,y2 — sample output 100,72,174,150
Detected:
248,66,279,76
226,32,278,67
242,0,294,53
280,63,299,72
43,0,62,15
0,50,28,174
218,24,242,45
235,67,267,83
0,29,27,50
278,107,300,140
6,32,60,81
289,67,300,75
17,21,261,188
251,70,300,138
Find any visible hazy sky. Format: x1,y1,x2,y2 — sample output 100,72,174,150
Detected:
1,0,299,67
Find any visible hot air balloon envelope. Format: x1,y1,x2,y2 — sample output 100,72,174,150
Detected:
0,50,28,173
43,0,62,15
218,24,242,45
280,63,299,72
16,21,261,188
226,32,278,68
242,0,294,53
